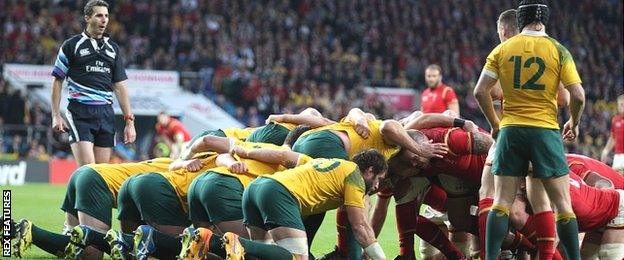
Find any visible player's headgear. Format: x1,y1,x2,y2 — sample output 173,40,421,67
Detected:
517,0,549,31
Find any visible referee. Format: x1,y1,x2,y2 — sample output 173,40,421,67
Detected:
51,0,135,166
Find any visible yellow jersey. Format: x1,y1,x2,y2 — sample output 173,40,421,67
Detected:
222,127,256,140
156,152,219,212
267,158,366,216
302,119,400,160
89,157,173,205
483,30,582,129
277,122,297,131
210,141,312,187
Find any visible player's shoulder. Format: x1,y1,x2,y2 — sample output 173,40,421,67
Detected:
62,34,84,47
442,84,455,92
542,36,575,63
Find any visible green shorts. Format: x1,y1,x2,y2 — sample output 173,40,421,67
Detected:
188,172,244,223
117,173,190,227
292,130,348,159
246,123,290,145
242,177,304,230
184,129,226,150
61,166,114,225
492,126,569,178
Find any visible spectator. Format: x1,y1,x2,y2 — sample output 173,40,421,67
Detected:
7,135,28,157
155,112,191,159
2,0,622,160
420,64,460,116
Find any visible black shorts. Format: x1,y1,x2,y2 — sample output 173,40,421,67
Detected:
65,101,115,147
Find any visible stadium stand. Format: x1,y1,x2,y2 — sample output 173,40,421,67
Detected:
1,0,622,161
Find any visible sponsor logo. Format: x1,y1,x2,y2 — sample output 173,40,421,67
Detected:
79,48,91,56
86,60,111,73
0,162,26,186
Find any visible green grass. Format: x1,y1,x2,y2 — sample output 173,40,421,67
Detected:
7,184,419,259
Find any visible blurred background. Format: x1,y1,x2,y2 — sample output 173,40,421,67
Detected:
1,0,622,168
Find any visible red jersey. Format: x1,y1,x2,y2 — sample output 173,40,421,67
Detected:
418,127,485,184
421,83,458,113
569,174,620,232
155,118,191,142
567,154,624,189
611,115,624,153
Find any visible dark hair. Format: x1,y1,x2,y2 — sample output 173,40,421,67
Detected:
283,125,312,147
352,149,388,176
426,64,442,74
84,0,109,16
498,9,519,33
517,0,549,31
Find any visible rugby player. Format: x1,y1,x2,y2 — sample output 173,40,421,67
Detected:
507,174,624,259
179,140,314,259
182,149,389,260
292,108,448,258
247,107,334,145
369,124,493,260
601,95,624,172
12,157,172,259
473,1,586,258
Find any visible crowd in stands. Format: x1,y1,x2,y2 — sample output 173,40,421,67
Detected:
2,0,622,161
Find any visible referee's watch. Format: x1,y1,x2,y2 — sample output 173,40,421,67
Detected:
124,114,135,122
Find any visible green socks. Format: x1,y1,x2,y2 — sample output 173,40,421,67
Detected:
556,212,580,260
485,205,510,260
85,229,110,253
31,224,71,256
208,233,226,258
239,237,294,259
151,229,182,259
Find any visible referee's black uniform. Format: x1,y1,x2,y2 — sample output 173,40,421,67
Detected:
52,31,127,147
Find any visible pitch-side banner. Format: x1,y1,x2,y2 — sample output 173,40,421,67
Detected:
0,160,49,186
363,87,418,112
3,64,179,88
3,63,242,132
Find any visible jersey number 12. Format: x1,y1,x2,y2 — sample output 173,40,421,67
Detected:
509,56,546,90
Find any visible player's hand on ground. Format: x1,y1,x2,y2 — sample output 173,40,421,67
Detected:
462,120,479,133
228,161,248,174
421,140,448,159
52,114,67,133
354,118,371,139
124,123,136,144
183,159,203,172
265,114,284,124
562,120,578,141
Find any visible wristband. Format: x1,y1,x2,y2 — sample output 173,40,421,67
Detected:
364,242,386,260
124,114,135,122
453,118,465,128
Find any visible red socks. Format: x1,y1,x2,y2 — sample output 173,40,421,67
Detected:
336,208,349,256
395,200,419,258
477,197,494,260
415,216,465,259
532,211,556,260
